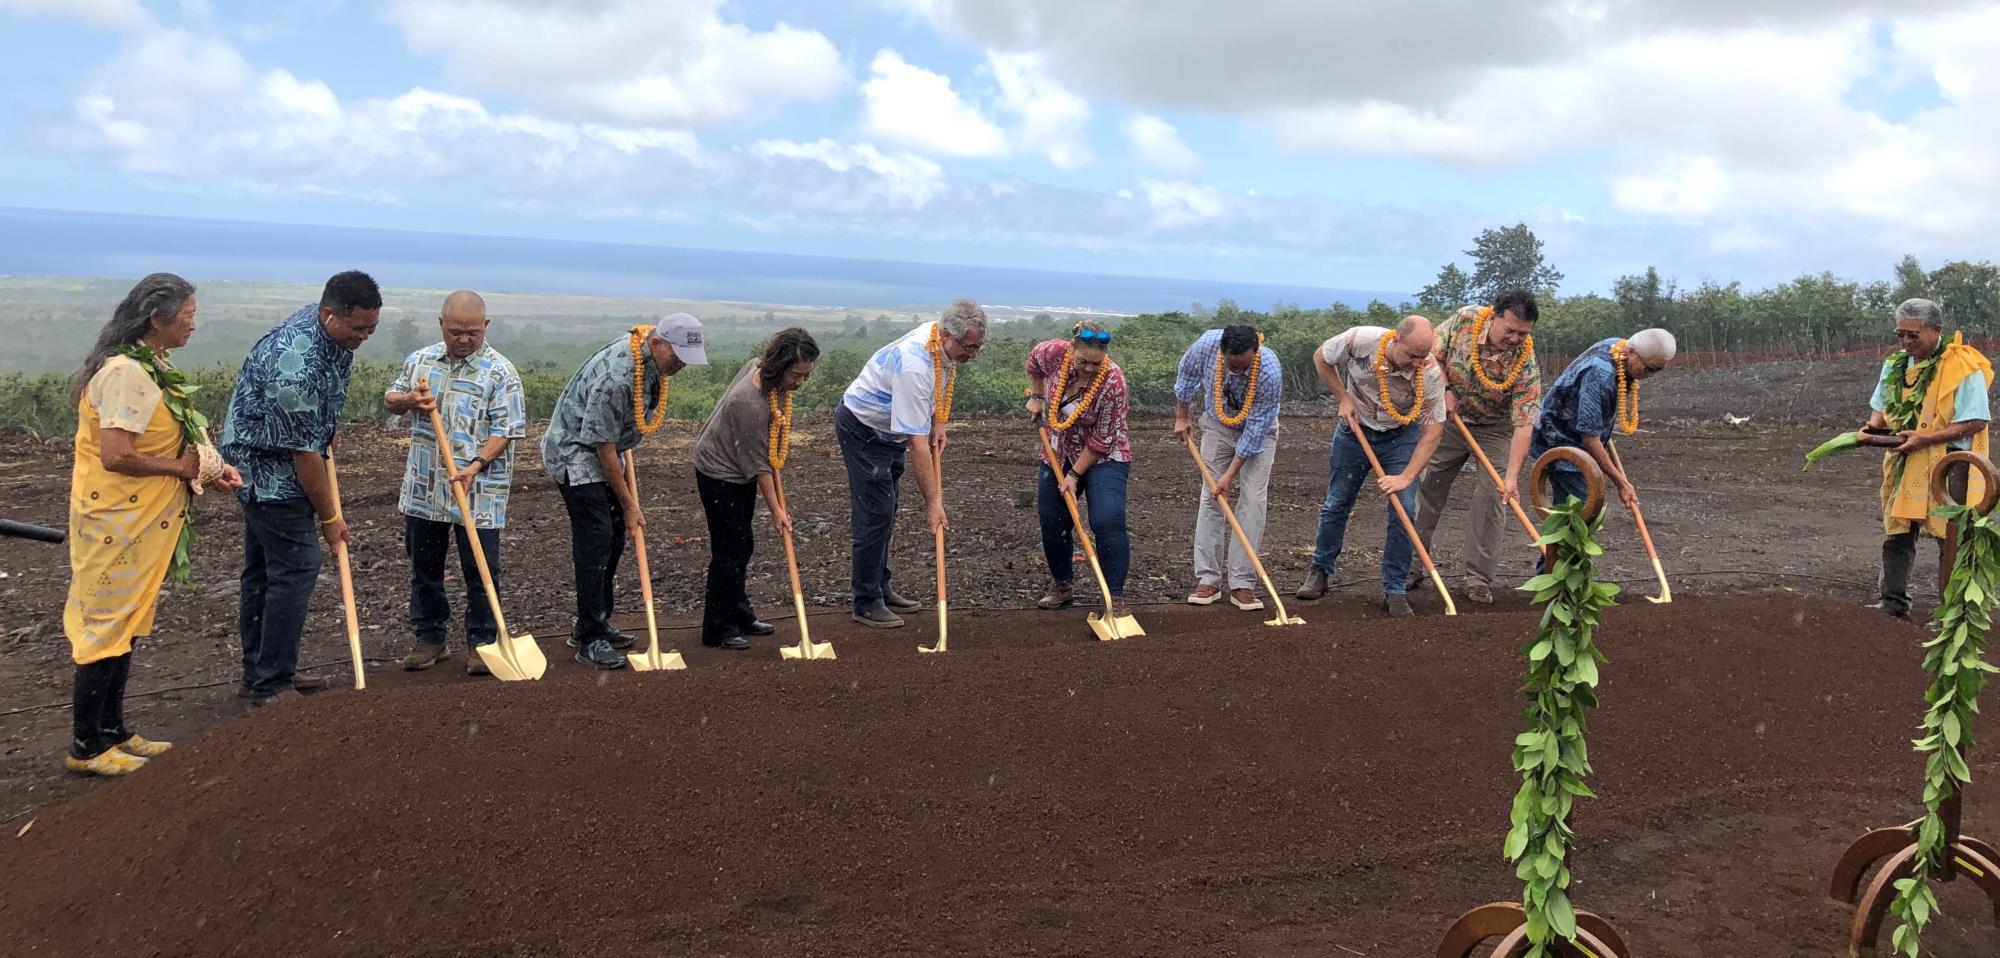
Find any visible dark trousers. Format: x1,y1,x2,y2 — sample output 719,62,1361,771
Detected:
697,471,761,641
70,652,134,759
405,515,500,648
238,498,323,697
1310,421,1422,593
1881,464,1969,616
557,480,626,641
836,405,907,613
1037,459,1132,597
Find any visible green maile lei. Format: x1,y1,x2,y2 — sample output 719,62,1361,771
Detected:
1886,502,2000,956
1504,499,1620,957
1883,350,1941,488
116,344,209,586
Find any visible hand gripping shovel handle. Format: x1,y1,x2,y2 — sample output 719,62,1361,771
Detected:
1345,415,1456,616
1607,442,1671,603
322,454,367,689
1038,427,1124,638
623,451,667,666
1449,410,1542,547
1180,434,1301,625
420,385,524,674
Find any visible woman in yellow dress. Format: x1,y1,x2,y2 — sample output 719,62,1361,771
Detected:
64,273,240,776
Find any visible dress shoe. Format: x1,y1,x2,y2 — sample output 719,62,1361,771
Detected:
1187,583,1223,605
884,590,921,612
704,635,752,650
853,607,905,628
744,620,776,636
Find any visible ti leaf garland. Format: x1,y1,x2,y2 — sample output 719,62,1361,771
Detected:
1505,499,1620,957
1886,502,2000,957
116,344,209,586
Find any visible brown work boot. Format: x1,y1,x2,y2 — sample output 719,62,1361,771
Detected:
467,645,493,677
1229,588,1265,611
1188,583,1223,605
1466,583,1495,604
401,642,449,671
1037,581,1075,609
1384,593,1414,617
291,674,331,693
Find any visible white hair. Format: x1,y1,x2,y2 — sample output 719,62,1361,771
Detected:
939,298,988,338
1898,298,1945,329
1628,328,1677,366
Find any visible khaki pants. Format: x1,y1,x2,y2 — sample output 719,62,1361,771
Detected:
1194,413,1276,590
1412,419,1512,588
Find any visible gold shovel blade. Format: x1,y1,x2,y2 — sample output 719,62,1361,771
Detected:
1086,610,1144,641
780,640,837,660
1263,615,1306,626
477,635,548,681
628,647,688,672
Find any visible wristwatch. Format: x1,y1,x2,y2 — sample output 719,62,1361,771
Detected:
470,455,488,470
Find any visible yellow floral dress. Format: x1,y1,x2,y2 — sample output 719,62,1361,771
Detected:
63,355,189,664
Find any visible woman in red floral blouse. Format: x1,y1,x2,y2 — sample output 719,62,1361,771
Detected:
1024,322,1133,613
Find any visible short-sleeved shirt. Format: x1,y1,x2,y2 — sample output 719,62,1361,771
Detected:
841,321,955,440
1027,339,1132,465
1531,338,1623,470
1173,329,1282,458
1320,326,1447,432
540,336,666,486
693,359,780,484
90,355,165,434
220,304,354,503
1870,354,1991,451
1434,312,1543,428
389,343,528,528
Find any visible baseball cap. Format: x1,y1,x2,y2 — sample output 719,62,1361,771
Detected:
653,312,709,366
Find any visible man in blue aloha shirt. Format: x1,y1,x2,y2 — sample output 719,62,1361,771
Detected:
1529,328,1677,514
220,270,381,706
382,291,527,676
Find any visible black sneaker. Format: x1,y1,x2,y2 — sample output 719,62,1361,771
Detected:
1384,593,1414,617
884,590,921,612
744,620,776,636
567,631,637,650
703,635,752,650
853,607,906,628
574,639,627,670
1865,600,1911,619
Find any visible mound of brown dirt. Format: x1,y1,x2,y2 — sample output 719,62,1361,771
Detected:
5,594,1998,957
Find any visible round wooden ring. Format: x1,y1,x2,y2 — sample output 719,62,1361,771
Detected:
1528,446,1605,522
1930,451,2000,515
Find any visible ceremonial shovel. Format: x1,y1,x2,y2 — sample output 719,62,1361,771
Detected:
1447,410,1542,548
919,447,950,654
1608,441,1672,603
416,383,546,680
1345,413,1457,617
1037,426,1142,640
623,450,687,671
1180,434,1304,626
775,472,835,660
321,453,368,689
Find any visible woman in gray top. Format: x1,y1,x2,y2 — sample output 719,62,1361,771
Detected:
691,328,820,649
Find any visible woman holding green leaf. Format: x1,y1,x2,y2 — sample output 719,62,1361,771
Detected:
60,273,240,776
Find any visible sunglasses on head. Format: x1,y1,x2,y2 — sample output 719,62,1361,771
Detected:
1074,329,1112,346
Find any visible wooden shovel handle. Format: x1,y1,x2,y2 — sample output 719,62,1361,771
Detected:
1180,434,1296,622
1039,427,1118,618
1345,415,1455,615
417,384,518,670
774,472,811,646
323,453,366,690
623,451,662,661
1449,410,1542,545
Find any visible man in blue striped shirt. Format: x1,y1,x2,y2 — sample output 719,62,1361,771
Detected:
1173,325,1282,610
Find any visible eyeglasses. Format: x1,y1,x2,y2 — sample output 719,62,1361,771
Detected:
1895,330,1925,341
1074,329,1112,346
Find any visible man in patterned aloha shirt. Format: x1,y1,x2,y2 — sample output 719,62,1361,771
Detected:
382,291,527,675
1408,290,1543,604
220,270,380,706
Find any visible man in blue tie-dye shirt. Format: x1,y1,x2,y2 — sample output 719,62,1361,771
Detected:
220,270,380,705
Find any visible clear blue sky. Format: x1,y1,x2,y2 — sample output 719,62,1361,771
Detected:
0,0,1990,295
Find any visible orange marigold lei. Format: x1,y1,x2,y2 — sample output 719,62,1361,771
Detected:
1213,333,1262,427
927,323,956,424
1611,339,1640,435
1046,344,1113,432
1374,331,1424,426
766,388,794,470
628,326,670,436
1469,305,1534,393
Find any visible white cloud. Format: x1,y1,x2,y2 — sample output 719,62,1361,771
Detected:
383,0,846,127
1139,180,1224,230
749,139,948,211
861,50,1008,160
1121,114,1197,173
987,52,1092,169
0,0,148,29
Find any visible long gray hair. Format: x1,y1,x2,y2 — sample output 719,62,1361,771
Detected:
70,273,197,404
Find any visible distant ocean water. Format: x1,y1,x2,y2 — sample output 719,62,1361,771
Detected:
0,207,1406,314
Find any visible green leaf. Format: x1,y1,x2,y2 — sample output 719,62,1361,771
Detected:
1944,711,1962,746
1547,889,1577,938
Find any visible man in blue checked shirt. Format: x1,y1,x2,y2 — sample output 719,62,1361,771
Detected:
381,291,527,677
220,270,380,706
1172,325,1282,612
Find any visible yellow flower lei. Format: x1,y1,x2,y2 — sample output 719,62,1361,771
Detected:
766,388,794,470
1046,343,1113,432
927,323,956,424
1611,339,1640,435
1374,330,1424,426
628,326,670,436
1468,305,1533,393
1213,333,1262,427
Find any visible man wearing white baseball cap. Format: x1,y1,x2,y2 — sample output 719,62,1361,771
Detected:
541,313,708,669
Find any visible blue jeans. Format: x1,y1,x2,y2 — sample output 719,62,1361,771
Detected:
1310,421,1421,594
405,515,500,647
1037,459,1131,597
238,498,324,697
836,405,907,613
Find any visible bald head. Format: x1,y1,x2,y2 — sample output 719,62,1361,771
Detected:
1387,314,1436,371
439,290,489,359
